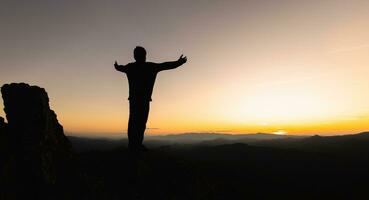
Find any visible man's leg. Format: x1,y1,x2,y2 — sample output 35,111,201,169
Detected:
128,101,139,150
128,100,150,151
137,101,150,147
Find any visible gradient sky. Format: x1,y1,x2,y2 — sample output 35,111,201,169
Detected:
1,0,369,136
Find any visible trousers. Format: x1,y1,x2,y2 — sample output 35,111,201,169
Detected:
127,100,150,149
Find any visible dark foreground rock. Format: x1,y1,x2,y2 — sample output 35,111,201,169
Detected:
0,117,8,169
0,83,87,199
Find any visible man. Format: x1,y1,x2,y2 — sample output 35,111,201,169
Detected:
114,46,187,152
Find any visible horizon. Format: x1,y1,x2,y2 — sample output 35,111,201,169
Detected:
65,130,369,139
1,1,369,136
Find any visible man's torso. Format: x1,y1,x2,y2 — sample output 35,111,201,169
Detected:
124,62,158,101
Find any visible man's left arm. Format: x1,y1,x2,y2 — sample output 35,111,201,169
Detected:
155,55,187,71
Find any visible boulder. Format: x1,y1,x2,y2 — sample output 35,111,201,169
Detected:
0,83,85,199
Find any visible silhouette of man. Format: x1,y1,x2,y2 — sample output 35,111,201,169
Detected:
114,46,187,152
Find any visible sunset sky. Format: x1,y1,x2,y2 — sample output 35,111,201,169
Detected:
1,0,369,136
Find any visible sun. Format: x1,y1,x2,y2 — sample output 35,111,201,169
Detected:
273,130,287,135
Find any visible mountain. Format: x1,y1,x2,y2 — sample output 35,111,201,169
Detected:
66,132,369,154
68,136,126,152
76,140,369,199
66,132,306,152
147,132,303,142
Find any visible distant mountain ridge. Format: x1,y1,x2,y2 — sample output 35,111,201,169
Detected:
68,131,369,152
68,132,304,152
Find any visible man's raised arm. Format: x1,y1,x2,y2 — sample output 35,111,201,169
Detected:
155,55,187,71
114,61,127,73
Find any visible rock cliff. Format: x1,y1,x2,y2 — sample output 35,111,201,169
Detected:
0,83,85,199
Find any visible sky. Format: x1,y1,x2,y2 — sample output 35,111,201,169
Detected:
1,0,369,136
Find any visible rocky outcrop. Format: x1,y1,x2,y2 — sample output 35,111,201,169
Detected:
0,116,8,164
0,83,86,199
0,116,5,127
0,116,6,139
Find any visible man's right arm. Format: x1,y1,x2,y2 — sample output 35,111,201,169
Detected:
114,61,127,73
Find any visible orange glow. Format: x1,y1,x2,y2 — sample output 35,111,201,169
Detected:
1,1,369,136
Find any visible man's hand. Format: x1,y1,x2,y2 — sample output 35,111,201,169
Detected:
114,61,118,68
178,55,187,64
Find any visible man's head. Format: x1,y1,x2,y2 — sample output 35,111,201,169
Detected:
134,46,146,62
